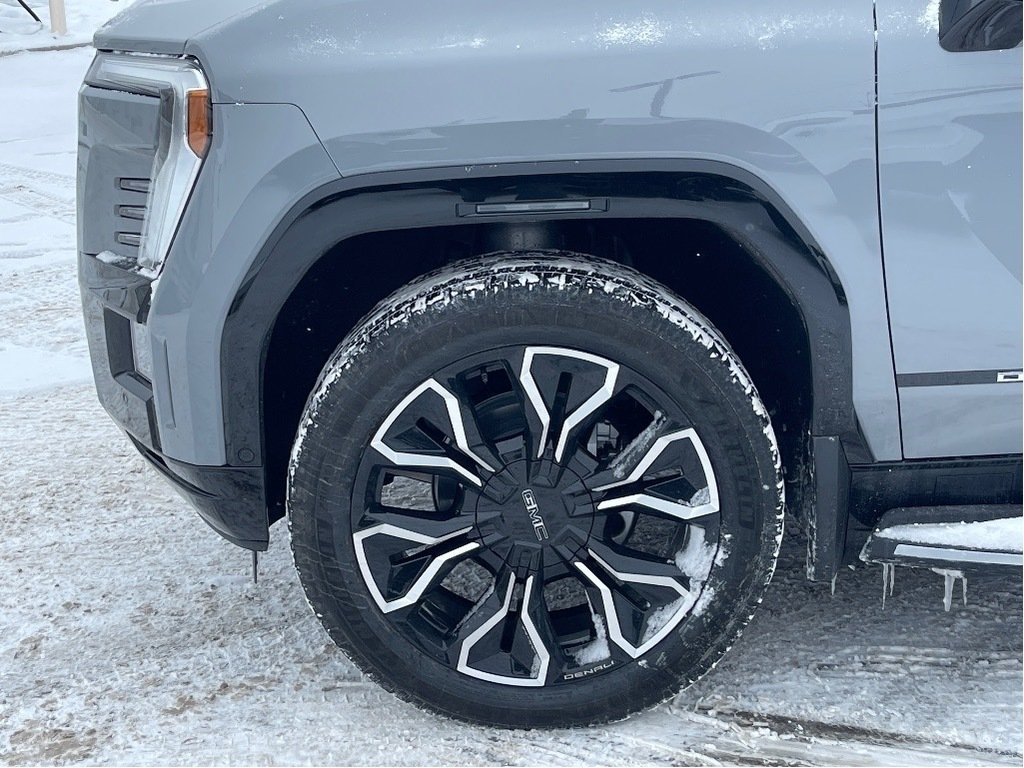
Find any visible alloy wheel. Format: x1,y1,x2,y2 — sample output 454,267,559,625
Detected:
350,345,722,687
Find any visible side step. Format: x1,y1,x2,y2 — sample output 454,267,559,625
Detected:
860,505,1023,570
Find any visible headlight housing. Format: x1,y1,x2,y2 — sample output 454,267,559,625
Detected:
86,53,210,275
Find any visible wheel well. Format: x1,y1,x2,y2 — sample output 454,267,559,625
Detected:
263,216,812,525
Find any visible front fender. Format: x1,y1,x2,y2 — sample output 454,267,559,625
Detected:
147,102,339,466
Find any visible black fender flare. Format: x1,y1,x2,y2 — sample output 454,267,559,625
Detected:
222,158,864,578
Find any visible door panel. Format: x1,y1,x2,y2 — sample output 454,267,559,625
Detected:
901,383,1023,456
877,0,1022,458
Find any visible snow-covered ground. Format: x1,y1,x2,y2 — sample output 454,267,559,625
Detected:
0,10,1022,766
0,0,124,54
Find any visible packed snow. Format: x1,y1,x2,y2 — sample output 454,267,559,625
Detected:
877,517,1024,552
570,613,610,666
0,4,1022,765
920,0,942,33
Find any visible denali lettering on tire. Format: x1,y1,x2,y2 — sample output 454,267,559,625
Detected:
288,254,784,728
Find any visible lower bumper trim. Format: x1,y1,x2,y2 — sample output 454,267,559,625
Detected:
129,435,269,551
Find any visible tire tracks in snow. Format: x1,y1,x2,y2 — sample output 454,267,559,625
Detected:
681,708,1022,766
0,161,75,224
811,645,1022,677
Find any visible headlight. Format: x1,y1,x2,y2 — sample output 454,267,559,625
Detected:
86,53,211,275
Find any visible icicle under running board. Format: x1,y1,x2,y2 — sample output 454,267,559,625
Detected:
860,505,1021,611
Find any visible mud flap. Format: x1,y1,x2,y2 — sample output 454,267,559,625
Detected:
805,436,850,582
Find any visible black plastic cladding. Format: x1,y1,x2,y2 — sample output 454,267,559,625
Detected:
129,435,269,550
220,159,863,561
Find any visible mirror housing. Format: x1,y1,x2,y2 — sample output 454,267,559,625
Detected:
940,0,1023,52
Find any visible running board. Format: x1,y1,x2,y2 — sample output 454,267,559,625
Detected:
860,505,1023,570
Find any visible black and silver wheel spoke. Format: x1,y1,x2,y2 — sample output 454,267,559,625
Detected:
362,503,482,540
455,572,551,686
370,378,498,487
575,546,692,659
589,427,720,523
517,346,620,463
353,522,480,613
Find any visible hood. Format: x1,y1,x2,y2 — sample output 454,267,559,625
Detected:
93,0,274,55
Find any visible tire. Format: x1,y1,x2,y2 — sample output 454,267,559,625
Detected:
288,252,784,728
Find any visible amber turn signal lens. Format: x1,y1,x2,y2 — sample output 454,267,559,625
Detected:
187,89,211,158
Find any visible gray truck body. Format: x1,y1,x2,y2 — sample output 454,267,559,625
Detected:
78,0,1022,567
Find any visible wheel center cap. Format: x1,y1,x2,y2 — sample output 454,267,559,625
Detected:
473,459,595,558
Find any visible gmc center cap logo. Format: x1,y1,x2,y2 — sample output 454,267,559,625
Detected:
520,489,549,541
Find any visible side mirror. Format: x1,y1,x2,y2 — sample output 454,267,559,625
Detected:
939,0,1023,51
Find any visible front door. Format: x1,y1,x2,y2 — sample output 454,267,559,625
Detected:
877,0,1022,458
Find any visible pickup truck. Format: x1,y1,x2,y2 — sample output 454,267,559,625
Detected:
77,0,1022,727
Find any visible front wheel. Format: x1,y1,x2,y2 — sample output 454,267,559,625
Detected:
288,253,784,728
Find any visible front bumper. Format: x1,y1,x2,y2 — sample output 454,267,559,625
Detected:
130,435,269,551
79,251,269,551
79,252,159,448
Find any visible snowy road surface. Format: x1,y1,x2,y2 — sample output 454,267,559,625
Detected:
0,40,1022,767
